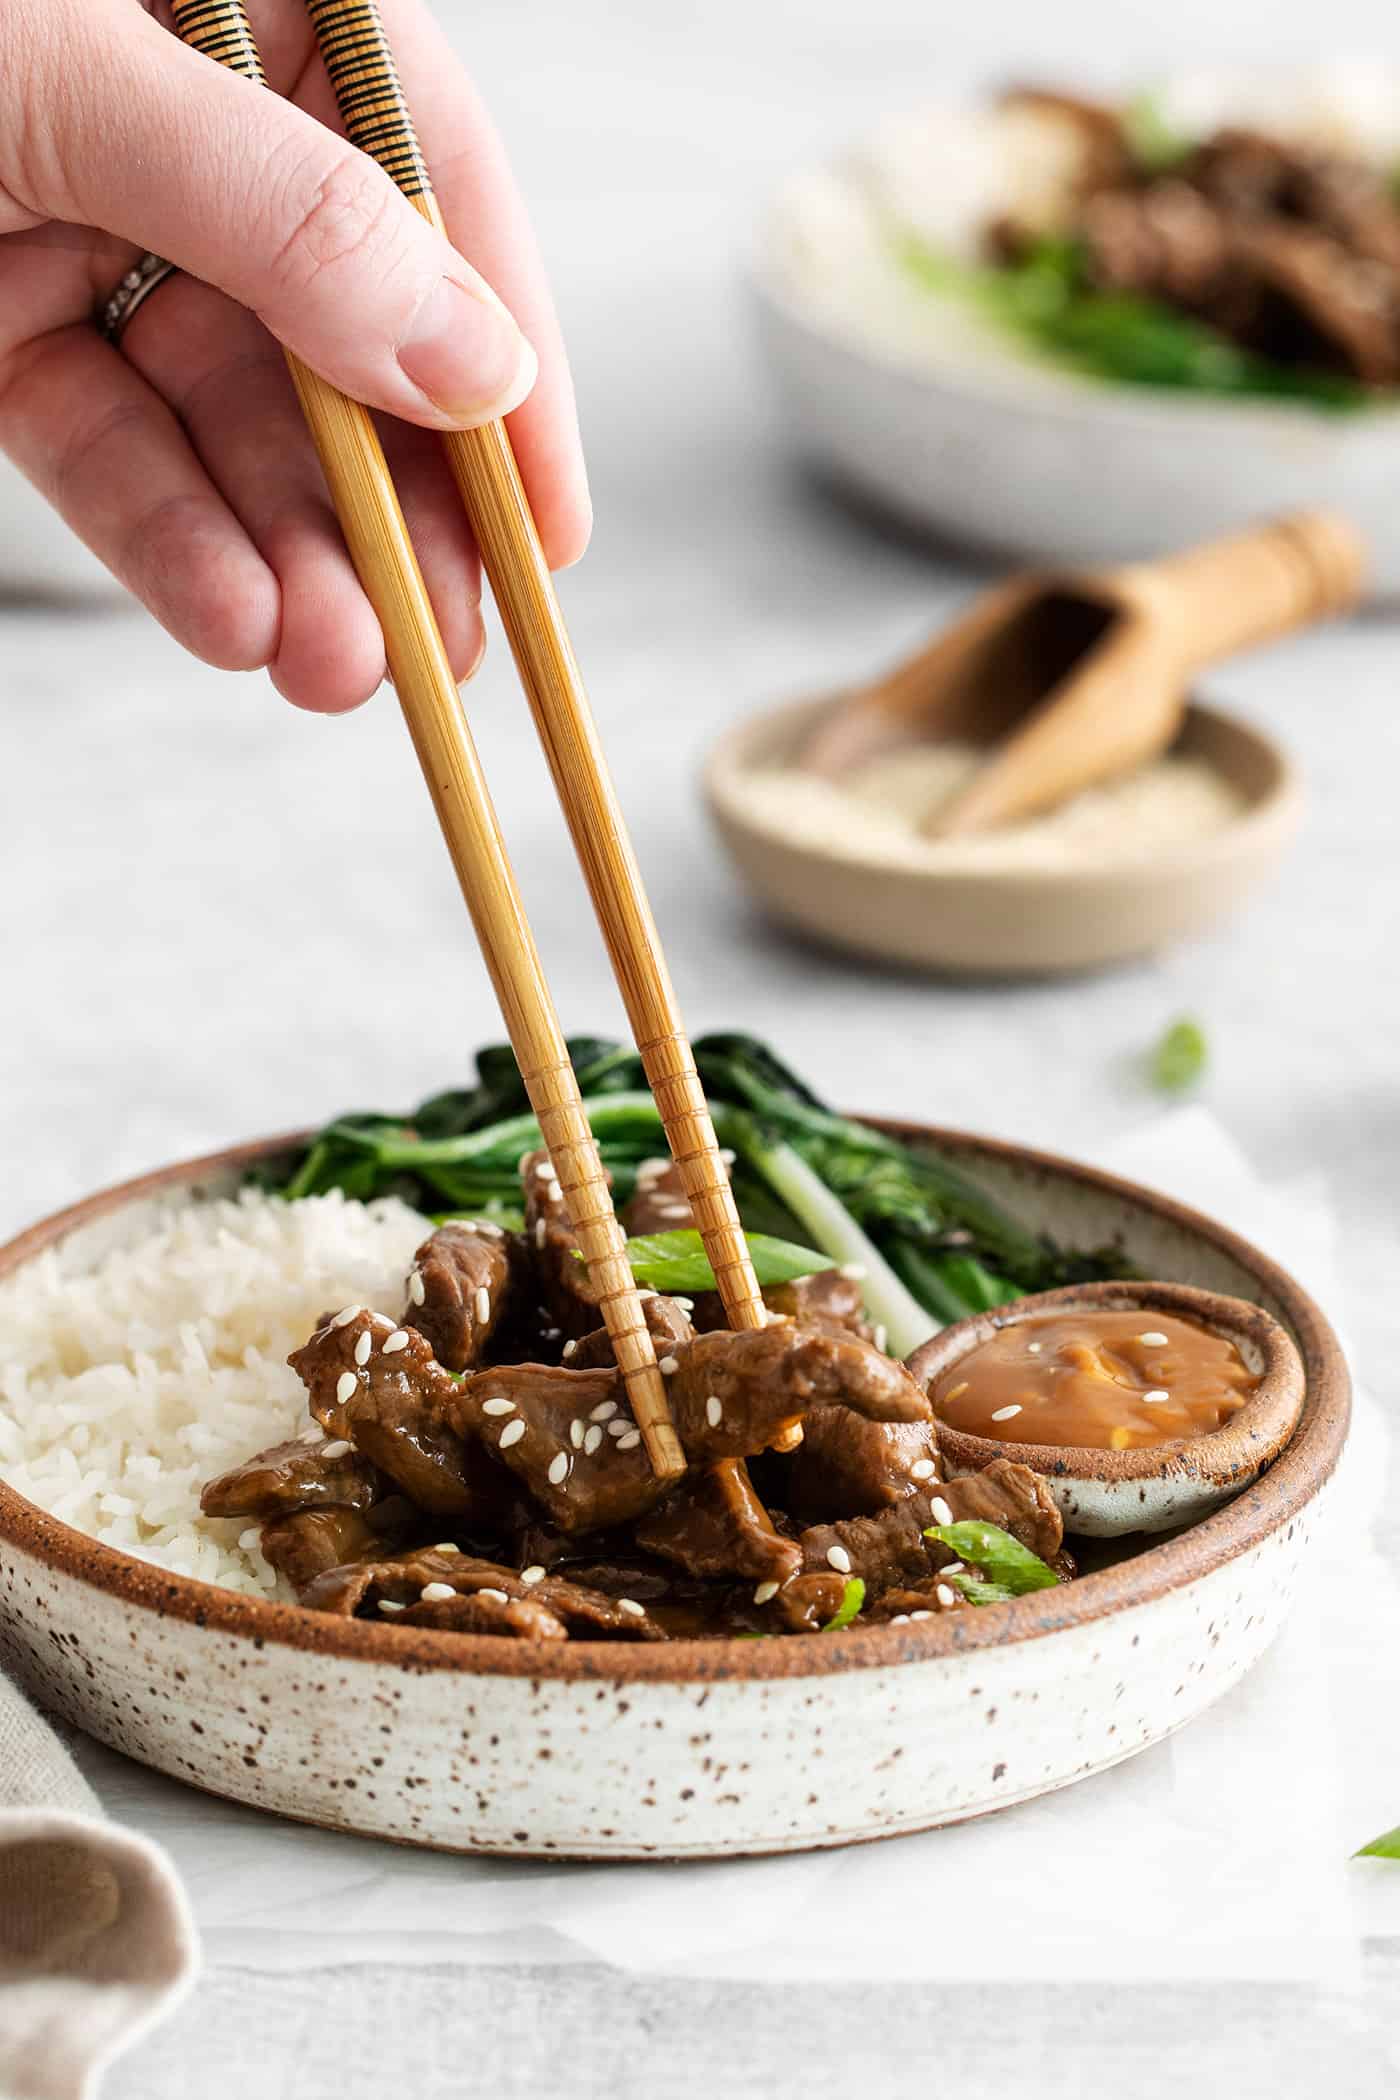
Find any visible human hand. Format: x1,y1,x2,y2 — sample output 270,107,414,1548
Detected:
0,0,590,710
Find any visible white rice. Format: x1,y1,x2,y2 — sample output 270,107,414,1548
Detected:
0,1189,430,1597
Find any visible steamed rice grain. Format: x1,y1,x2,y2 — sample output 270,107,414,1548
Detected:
0,1189,430,1596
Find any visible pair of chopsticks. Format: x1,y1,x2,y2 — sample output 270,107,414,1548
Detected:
168,0,766,1480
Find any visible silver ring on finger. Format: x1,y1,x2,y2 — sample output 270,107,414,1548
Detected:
97,253,180,346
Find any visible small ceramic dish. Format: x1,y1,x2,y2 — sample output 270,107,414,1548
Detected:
0,1122,1348,1858
907,1280,1306,1538
705,693,1301,976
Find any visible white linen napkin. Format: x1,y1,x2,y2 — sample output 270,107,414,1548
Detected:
62,1109,1400,1987
0,1679,196,2100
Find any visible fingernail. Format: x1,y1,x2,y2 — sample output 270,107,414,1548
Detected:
398,277,536,423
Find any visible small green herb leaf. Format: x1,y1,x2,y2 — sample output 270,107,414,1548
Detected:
577,1228,829,1295
949,1577,1019,1605
821,1577,866,1631
1354,1824,1400,1860
923,1520,1060,1596
1150,1017,1208,1094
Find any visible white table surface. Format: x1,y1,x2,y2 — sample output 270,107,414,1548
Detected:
2,1,1398,2091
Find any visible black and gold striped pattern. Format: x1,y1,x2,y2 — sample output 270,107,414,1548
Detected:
170,0,267,84
303,0,429,199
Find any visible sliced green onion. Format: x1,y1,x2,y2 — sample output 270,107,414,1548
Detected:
821,1577,866,1631
923,1520,1059,1596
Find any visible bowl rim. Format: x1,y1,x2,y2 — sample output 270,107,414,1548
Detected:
905,1279,1305,1487
704,693,1303,893
0,1121,1349,1684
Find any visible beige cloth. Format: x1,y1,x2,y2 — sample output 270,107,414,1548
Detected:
0,1675,196,2100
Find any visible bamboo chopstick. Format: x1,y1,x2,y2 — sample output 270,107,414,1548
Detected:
300,0,770,1342
169,0,683,1479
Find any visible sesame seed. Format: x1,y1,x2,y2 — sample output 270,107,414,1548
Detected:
590,1400,618,1422
408,1271,426,1307
584,1425,603,1455
753,1580,780,1604
335,1372,358,1407
478,1588,508,1603
520,1566,546,1586
910,1457,937,1481
1143,1388,1169,1404
474,1286,491,1325
420,1582,456,1602
990,1404,1022,1422
562,1340,578,1360
935,1584,956,1608
547,1452,570,1485
873,1325,888,1354
354,1330,373,1367
238,1527,261,1551
1027,1343,1043,1355
719,1149,736,1166
931,1496,954,1526
826,1544,852,1574
481,1396,515,1417
1139,1332,1169,1348
608,1418,630,1437
911,1609,933,1621
378,1599,406,1614
498,1419,526,1449
637,1288,657,1300
331,1305,362,1329
535,1219,548,1249
435,1543,460,1555
941,1560,965,1576
891,1613,910,1624
673,1298,695,1312
616,1431,642,1451
658,1355,679,1375
839,1263,867,1281
321,1439,352,1460
618,1598,646,1618
705,1396,723,1428
298,1426,324,1444
570,1418,585,1449
382,1330,410,1355
542,1326,561,1341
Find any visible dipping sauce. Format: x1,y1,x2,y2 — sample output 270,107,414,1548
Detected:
930,1309,1259,1451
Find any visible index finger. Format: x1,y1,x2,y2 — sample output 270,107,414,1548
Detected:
293,0,592,571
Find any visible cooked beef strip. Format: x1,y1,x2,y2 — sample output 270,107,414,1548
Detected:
688,1268,872,1342
200,1433,382,1519
635,1458,802,1585
940,1457,1065,1563
451,1362,664,1533
774,1408,941,1524
405,1222,518,1371
565,1294,695,1369
258,1505,385,1589
398,1591,569,1638
300,1546,666,1640
521,1147,605,1338
768,1571,851,1634
668,1325,930,1462
797,1459,1064,1598
868,1583,969,1621
620,1156,700,1236
290,1309,509,1520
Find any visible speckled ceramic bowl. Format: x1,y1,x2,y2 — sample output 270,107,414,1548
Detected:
908,1280,1306,1539
0,1125,1348,1858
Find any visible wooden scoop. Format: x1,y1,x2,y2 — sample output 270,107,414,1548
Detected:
799,512,1366,837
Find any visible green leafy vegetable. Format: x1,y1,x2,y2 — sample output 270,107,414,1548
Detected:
262,1032,1127,1336
1121,91,1194,175
1354,1825,1400,1860
821,1577,866,1631
582,1229,828,1295
1150,1017,1208,1094
895,233,1368,412
923,1520,1060,1598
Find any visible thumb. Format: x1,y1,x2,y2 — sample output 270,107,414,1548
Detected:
43,8,536,429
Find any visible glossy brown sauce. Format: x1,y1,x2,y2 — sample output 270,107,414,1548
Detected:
930,1309,1258,1451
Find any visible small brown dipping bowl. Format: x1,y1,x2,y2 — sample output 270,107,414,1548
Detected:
907,1281,1306,1537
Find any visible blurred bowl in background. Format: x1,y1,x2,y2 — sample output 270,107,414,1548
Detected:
751,66,1400,593
705,693,1302,976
